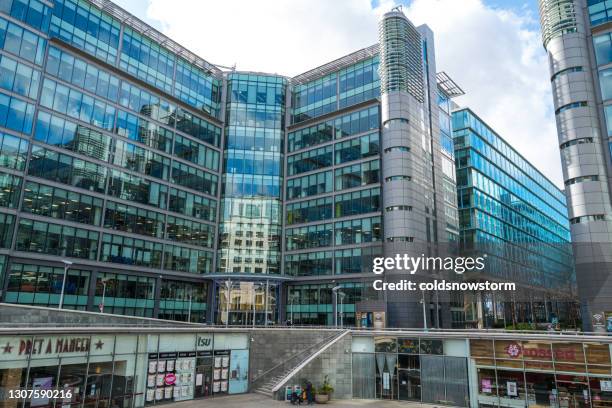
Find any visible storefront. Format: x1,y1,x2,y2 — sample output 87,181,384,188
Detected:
0,331,249,408
351,335,471,406
469,339,612,408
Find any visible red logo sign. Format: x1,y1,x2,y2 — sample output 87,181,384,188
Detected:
504,342,577,360
164,373,176,385
506,343,521,358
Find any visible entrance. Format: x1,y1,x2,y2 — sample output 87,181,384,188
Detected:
194,352,213,398
398,354,420,401
214,280,278,325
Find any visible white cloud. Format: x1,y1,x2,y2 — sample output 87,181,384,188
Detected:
115,0,563,187
403,0,563,188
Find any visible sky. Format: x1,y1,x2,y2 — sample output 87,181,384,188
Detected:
112,0,563,188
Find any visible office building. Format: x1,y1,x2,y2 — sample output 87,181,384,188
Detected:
453,107,576,329
0,0,574,328
538,0,612,330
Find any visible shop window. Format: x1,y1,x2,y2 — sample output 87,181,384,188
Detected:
496,369,525,402
397,338,419,354
525,372,556,406
477,367,498,406
374,337,397,353
420,339,443,355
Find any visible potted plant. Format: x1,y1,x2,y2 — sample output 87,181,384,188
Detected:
315,375,334,404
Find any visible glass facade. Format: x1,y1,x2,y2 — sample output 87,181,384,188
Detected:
0,0,224,322
0,0,573,330
471,338,612,408
351,336,468,405
453,108,575,328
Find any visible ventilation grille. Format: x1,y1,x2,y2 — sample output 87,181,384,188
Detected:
539,0,578,48
378,13,424,102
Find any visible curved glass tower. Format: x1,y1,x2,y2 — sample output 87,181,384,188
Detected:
214,73,287,325
538,0,612,330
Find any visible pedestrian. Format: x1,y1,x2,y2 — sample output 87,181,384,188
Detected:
305,381,314,405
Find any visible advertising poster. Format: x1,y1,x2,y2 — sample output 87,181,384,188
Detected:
31,377,53,407
507,381,518,397
228,349,249,394
482,379,492,393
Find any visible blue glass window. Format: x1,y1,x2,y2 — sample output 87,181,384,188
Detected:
0,53,40,99
46,46,119,102
589,0,612,26
0,91,35,134
120,28,175,93
35,111,113,161
40,79,115,131
174,59,222,118
0,17,45,64
0,131,28,170
594,32,612,66
49,0,120,65
0,0,51,33
599,68,612,100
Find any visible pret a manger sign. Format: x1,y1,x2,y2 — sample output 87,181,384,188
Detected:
19,337,91,355
0,335,107,360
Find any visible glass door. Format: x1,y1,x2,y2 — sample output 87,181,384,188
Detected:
194,355,212,398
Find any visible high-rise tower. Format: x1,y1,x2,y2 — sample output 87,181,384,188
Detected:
538,0,612,330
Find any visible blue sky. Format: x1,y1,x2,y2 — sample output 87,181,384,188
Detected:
112,0,562,187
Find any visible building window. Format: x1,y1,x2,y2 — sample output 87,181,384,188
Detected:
594,32,612,66
554,101,587,115
6,263,90,309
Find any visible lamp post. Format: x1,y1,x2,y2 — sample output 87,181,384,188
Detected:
58,260,73,309
332,286,341,328
224,280,231,328
252,283,256,328
339,292,346,328
289,293,296,325
187,293,192,322
421,289,428,331
100,279,107,313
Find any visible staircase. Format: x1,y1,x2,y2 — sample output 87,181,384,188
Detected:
252,330,350,398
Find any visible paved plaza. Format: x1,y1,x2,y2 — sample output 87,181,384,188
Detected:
171,393,457,408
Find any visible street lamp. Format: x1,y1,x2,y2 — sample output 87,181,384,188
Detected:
58,260,73,309
339,292,346,328
332,286,342,328
224,280,232,328
187,293,192,323
100,279,107,313
421,290,428,331
252,283,256,328
289,293,297,326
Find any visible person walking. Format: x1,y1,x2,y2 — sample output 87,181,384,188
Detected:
305,381,314,405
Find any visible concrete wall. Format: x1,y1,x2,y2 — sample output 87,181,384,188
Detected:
248,328,341,381
284,332,353,400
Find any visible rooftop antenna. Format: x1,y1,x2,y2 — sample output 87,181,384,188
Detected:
391,5,403,12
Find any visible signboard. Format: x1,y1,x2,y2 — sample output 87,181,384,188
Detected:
0,336,109,360
601,380,612,392
507,381,517,397
373,312,386,329
197,335,212,350
164,373,176,385
592,312,606,333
